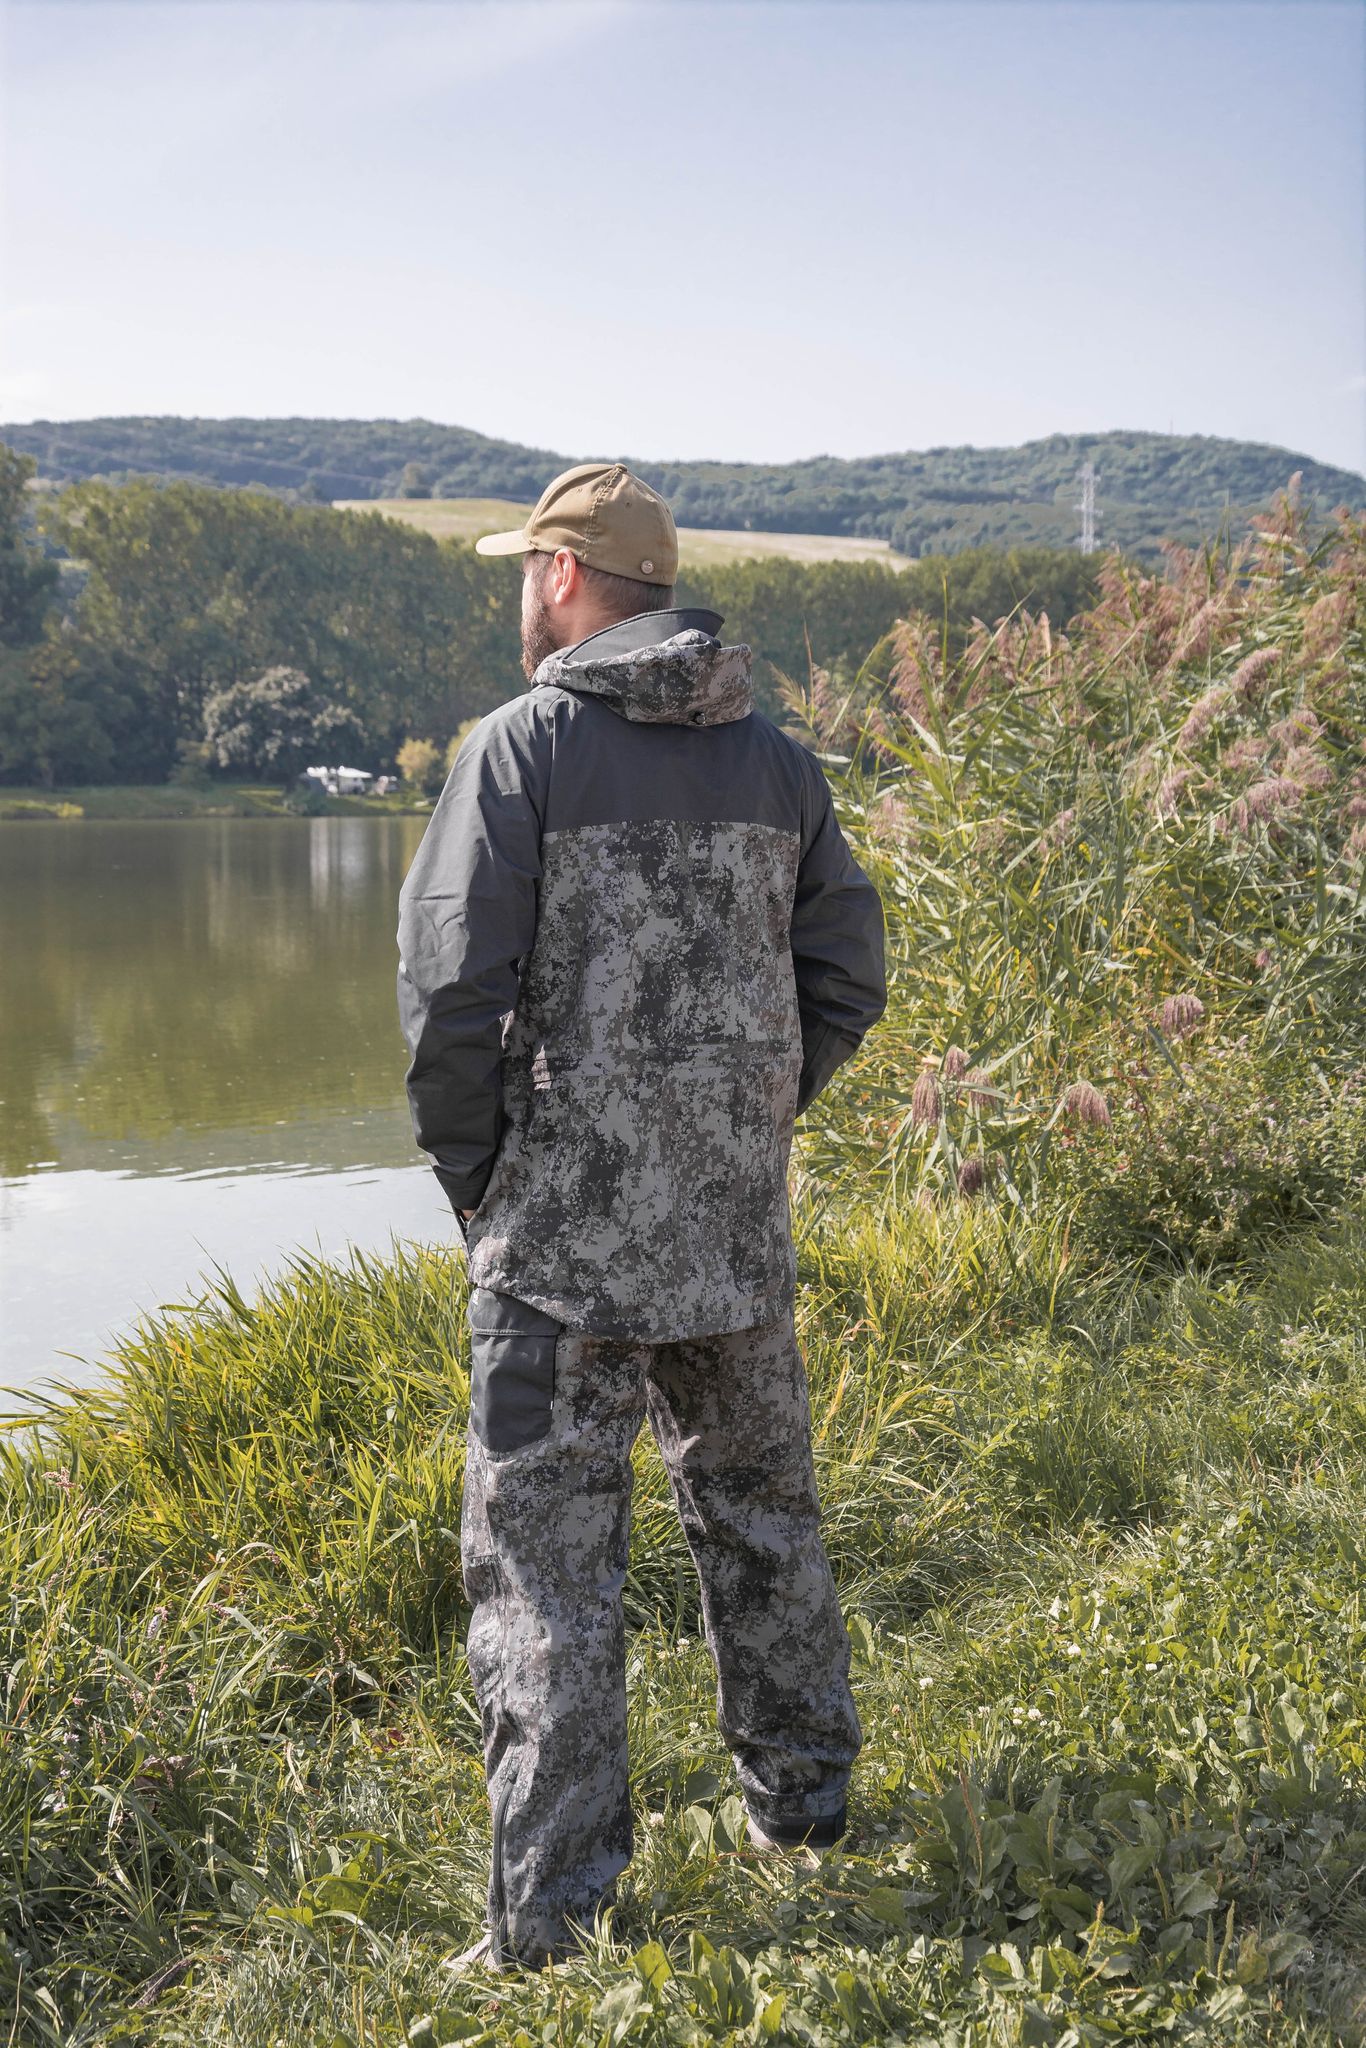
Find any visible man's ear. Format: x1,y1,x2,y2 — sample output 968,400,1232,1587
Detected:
548,548,581,607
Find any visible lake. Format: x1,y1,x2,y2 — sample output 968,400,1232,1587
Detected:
0,817,459,1394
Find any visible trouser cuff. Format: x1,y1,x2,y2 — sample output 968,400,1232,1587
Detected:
747,1802,848,1848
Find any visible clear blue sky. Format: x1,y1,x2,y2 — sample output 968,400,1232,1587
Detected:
3,0,1363,472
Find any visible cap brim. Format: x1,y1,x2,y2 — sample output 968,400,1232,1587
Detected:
474,529,531,557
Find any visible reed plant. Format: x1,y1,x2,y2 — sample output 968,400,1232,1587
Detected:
1,488,1363,2044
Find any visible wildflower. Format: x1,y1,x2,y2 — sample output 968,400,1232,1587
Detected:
918,1675,934,1690
1159,992,1206,1039
1254,948,1274,970
1062,1079,1111,1128
1027,1706,1043,1721
942,1045,970,1080
1065,1642,1083,1659
957,1155,986,1197
1178,683,1231,750
1229,646,1279,701
910,1071,940,1129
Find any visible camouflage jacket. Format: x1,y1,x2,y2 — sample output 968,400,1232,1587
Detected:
396,608,886,1339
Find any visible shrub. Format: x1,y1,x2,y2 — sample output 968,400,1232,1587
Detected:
396,734,445,795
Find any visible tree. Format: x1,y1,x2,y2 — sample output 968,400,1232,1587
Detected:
0,445,60,647
37,480,521,768
396,736,445,796
202,667,369,784
398,462,432,499
0,639,137,788
445,716,482,770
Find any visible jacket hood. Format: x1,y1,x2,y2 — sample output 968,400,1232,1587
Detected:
533,607,753,726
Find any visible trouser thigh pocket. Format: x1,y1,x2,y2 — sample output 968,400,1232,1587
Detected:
467,1287,562,1455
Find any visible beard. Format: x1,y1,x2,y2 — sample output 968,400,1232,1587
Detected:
520,580,562,681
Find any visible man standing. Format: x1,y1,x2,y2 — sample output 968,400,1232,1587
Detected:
396,462,886,1971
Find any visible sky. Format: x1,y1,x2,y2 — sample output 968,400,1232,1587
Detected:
1,0,1363,473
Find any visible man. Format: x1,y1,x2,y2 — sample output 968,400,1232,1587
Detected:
396,461,886,1971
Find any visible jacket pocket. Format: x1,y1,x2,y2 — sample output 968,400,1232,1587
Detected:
467,1289,562,1455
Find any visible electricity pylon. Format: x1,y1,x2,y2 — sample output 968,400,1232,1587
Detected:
1076,462,1099,554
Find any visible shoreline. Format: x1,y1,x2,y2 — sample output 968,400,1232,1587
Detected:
0,783,435,822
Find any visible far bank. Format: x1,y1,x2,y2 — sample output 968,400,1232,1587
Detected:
0,782,435,822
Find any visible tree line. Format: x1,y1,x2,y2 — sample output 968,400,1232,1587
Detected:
0,447,1105,788
5,417,1361,558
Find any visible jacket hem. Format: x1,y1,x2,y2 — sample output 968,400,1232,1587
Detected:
464,1267,796,1343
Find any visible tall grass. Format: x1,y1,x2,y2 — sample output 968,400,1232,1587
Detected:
0,489,1363,2044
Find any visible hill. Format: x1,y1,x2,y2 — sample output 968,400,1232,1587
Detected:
333,496,915,569
7,415,1362,562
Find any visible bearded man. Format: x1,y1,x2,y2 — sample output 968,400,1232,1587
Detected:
396,462,886,1970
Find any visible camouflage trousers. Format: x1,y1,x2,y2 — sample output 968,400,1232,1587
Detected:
460,1285,862,1967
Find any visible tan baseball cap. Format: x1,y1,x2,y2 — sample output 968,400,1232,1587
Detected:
474,461,678,584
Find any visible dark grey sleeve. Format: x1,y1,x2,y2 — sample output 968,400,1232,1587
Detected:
396,706,546,1214
791,759,887,1115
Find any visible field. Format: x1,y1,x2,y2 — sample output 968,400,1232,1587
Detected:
333,498,916,571
2,492,1365,2045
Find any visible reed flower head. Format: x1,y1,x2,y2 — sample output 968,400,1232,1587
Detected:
865,789,916,849
1279,745,1332,792
942,1045,970,1080
1269,707,1321,749
1160,992,1206,1039
1229,647,1280,702
961,1067,995,1110
1166,595,1226,674
1155,769,1192,820
1178,684,1231,750
1243,776,1303,822
1301,587,1353,662
956,1155,986,1197
1062,1079,1111,1128
1220,735,1269,774
910,1071,941,1129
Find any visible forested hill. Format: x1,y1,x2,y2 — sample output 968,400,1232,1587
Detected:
7,416,1363,560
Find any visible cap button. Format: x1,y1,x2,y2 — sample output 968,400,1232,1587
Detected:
640,559,653,575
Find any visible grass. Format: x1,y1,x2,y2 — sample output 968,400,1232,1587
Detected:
1,489,1364,2043
333,498,916,571
0,783,434,822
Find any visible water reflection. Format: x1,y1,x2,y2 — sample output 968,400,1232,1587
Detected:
0,816,453,1386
